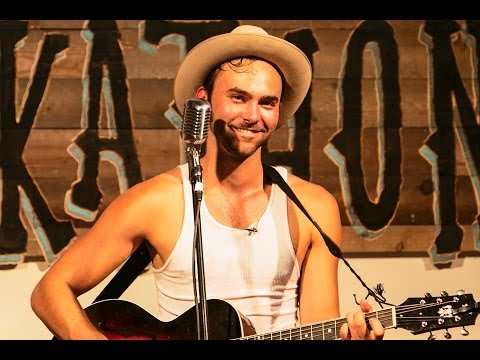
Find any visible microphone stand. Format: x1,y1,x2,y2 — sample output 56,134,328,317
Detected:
187,145,209,340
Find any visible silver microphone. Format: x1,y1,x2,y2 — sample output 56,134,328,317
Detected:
181,98,211,149
181,98,211,199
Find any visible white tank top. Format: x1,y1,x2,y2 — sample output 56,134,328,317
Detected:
153,163,301,335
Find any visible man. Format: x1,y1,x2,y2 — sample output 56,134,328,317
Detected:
31,24,385,340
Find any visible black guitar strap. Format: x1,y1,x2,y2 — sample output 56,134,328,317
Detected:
94,240,151,302
93,164,372,303
262,165,343,260
263,165,387,307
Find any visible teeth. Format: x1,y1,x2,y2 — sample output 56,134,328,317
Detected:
236,128,255,133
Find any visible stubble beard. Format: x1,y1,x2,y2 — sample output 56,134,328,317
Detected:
219,128,270,161
212,118,274,161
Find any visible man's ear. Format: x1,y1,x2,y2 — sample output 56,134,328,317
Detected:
196,86,208,101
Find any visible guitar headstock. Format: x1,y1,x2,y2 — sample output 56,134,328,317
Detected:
395,290,479,339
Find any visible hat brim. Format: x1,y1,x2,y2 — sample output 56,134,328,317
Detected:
174,31,312,128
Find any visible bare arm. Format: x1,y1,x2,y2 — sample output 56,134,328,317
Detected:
294,179,342,324
30,176,169,339
292,177,384,340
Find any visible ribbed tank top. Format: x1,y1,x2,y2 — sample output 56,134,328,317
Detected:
153,163,300,334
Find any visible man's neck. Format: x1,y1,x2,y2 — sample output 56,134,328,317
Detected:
202,151,265,194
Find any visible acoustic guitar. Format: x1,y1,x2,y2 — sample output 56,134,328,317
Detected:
82,290,479,340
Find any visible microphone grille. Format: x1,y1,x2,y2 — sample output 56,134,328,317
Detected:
182,98,211,144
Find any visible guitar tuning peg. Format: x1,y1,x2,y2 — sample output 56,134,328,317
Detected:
440,291,449,297
460,327,469,336
443,329,452,339
428,332,436,340
424,292,432,298
456,289,466,295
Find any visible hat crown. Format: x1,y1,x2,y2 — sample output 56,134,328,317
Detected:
174,24,312,128
230,25,269,36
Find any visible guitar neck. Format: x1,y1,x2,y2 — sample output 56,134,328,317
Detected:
240,307,396,340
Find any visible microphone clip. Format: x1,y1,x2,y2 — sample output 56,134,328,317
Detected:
187,146,204,201
245,227,258,235
245,220,259,235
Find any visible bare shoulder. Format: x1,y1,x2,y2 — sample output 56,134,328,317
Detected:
120,167,182,201
286,172,342,249
102,166,184,217
287,172,339,212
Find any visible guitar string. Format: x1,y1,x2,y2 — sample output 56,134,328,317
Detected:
242,299,472,340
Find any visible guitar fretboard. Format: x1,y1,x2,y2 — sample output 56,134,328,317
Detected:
239,307,396,340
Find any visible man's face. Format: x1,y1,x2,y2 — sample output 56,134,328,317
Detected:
208,59,283,160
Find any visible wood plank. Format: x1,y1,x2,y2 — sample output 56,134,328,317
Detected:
2,19,479,264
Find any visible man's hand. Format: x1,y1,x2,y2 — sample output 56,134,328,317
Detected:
339,299,385,340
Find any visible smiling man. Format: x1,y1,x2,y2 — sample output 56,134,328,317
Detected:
31,24,384,341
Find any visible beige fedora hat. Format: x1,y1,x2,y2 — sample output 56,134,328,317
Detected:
173,24,312,127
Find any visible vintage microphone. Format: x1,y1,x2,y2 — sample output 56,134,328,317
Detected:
181,98,210,200
181,98,211,340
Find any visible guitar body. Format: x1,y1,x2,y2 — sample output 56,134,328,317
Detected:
84,299,256,340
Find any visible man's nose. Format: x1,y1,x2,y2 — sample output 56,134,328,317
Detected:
243,102,260,123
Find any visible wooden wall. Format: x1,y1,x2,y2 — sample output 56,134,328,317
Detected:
1,19,479,270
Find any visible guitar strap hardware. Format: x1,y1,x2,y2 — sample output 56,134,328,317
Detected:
94,164,388,308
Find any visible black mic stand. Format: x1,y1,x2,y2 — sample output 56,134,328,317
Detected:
187,145,209,340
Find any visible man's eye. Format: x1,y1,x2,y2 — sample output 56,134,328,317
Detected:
262,101,276,108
